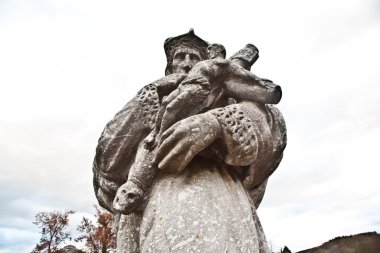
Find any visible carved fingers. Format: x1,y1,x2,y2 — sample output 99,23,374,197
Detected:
155,113,222,172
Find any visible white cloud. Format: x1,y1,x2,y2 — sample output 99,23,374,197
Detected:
260,18,380,250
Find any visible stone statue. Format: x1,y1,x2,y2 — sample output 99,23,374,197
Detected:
93,29,286,253
112,42,282,215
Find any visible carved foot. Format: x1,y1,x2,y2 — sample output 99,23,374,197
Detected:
113,181,145,215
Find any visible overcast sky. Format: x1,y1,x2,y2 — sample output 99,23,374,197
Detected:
0,0,379,252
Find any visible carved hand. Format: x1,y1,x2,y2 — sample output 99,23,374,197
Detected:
153,73,187,99
155,113,222,172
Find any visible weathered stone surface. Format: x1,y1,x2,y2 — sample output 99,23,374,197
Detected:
61,245,84,253
93,29,287,253
139,159,267,253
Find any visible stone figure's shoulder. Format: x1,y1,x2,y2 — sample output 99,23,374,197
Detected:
106,83,160,132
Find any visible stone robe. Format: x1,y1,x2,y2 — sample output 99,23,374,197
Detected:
93,75,286,253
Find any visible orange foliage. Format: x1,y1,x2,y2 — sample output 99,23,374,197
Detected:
31,210,75,253
76,206,116,253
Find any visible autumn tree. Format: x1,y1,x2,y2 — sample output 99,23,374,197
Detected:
32,210,75,253
76,206,116,253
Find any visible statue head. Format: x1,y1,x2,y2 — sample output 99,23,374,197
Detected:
206,43,226,59
164,29,209,75
113,180,145,215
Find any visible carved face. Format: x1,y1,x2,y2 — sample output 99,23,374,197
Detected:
171,46,202,74
113,181,144,215
206,44,225,59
